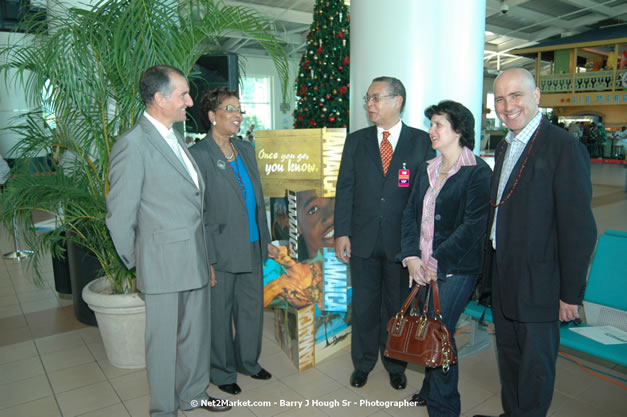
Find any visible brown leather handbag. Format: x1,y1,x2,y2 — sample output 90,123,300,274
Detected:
384,281,456,373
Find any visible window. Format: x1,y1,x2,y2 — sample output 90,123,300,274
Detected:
485,92,502,130
240,76,272,137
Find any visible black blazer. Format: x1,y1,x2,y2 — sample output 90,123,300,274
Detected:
397,155,492,277
482,118,597,322
334,123,434,260
189,135,271,273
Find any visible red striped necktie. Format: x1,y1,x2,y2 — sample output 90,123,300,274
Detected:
380,131,393,175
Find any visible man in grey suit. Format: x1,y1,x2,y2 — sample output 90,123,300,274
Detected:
106,65,230,416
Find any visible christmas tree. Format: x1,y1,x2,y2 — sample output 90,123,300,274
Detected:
293,0,350,129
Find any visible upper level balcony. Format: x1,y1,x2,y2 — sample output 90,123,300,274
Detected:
510,27,627,104
539,69,627,93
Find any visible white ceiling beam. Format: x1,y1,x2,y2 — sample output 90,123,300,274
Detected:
223,0,313,25
561,0,625,18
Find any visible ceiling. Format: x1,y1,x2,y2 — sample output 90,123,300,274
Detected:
223,0,627,75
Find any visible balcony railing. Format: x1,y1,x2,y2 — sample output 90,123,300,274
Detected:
539,69,627,93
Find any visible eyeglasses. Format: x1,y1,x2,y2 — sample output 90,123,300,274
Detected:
363,94,396,104
221,105,246,115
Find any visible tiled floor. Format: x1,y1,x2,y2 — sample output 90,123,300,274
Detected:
1,163,626,417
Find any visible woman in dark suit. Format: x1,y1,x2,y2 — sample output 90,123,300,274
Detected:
190,88,278,396
397,100,491,417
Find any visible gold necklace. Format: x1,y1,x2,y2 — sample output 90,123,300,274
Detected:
220,141,235,160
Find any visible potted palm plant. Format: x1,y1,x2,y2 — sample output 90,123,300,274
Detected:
0,0,289,368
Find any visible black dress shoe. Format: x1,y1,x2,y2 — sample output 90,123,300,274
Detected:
218,383,241,395
250,368,272,380
389,372,407,390
410,393,426,406
197,396,231,412
350,370,368,387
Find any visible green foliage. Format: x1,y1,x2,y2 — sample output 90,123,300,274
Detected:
293,0,350,129
0,0,289,293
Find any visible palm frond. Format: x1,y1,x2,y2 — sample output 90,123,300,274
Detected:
0,0,289,293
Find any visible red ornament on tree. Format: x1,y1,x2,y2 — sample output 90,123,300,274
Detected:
316,47,323,55
338,86,347,95
328,116,336,122
337,31,345,40
343,56,350,65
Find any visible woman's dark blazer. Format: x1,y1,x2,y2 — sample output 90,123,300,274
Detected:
189,134,271,273
397,154,492,277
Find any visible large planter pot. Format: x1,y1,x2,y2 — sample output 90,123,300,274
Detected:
83,277,146,369
51,232,71,295
67,239,100,325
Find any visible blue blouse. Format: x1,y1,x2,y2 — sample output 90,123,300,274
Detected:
229,155,259,242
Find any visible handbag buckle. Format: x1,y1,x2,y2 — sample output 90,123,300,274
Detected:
441,333,451,373
394,313,404,331
417,315,428,337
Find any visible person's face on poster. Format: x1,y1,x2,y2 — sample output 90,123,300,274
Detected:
297,190,335,259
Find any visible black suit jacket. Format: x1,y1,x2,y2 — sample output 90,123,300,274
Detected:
334,123,434,260
190,135,271,273
397,156,492,277
483,118,597,322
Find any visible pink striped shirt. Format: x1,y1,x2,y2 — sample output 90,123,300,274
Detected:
404,147,477,276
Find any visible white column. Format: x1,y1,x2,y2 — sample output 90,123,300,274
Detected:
350,0,486,153
0,32,35,156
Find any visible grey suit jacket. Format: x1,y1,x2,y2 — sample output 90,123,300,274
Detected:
106,115,211,294
189,134,271,274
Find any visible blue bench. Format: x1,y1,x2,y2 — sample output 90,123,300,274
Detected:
459,231,627,367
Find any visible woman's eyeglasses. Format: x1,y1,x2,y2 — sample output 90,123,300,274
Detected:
222,105,246,115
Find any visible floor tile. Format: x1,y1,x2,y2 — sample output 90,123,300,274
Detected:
0,294,19,306
97,357,140,380
0,303,23,319
25,305,89,339
78,326,103,345
109,370,149,401
35,330,86,355
0,374,53,409
41,344,95,373
75,403,131,417
274,405,330,417
315,387,371,417
48,362,107,394
238,380,304,417
0,396,61,417
0,355,45,385
280,368,344,399
0,340,38,365
55,381,120,417
0,324,32,347
123,395,149,417
21,297,65,314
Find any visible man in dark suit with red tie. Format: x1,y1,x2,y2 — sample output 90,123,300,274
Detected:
335,76,434,390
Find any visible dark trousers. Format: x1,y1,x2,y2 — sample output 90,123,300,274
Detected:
492,258,559,417
418,274,478,417
210,241,263,385
350,227,408,375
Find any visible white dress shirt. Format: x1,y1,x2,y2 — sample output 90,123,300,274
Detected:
143,112,199,188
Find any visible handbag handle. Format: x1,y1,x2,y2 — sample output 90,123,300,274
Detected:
398,280,442,319
421,281,442,319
